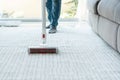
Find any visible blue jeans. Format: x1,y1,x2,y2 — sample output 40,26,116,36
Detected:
46,0,61,28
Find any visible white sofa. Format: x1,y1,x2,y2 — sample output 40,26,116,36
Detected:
87,0,120,53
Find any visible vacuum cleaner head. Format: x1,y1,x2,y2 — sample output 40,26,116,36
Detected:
28,47,58,54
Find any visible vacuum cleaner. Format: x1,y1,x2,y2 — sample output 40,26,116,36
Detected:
28,0,57,54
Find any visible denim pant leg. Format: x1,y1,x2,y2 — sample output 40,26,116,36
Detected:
46,0,52,23
51,0,61,28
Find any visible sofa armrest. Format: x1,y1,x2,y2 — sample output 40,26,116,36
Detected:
87,0,100,14
98,0,120,24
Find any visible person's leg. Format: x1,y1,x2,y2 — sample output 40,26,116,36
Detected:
46,0,52,23
51,0,61,28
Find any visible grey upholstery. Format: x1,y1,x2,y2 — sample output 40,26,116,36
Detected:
118,27,120,52
98,17,118,49
98,0,120,24
114,3,120,24
87,0,120,53
87,0,100,14
88,12,99,33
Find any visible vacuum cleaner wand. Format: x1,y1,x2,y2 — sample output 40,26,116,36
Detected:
41,0,46,44
29,0,57,54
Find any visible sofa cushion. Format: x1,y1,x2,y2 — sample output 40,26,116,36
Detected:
98,17,118,50
98,0,120,24
87,0,100,14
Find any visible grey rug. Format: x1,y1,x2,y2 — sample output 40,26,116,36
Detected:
0,22,120,80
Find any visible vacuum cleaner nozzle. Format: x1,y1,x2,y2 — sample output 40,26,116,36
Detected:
28,47,57,54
